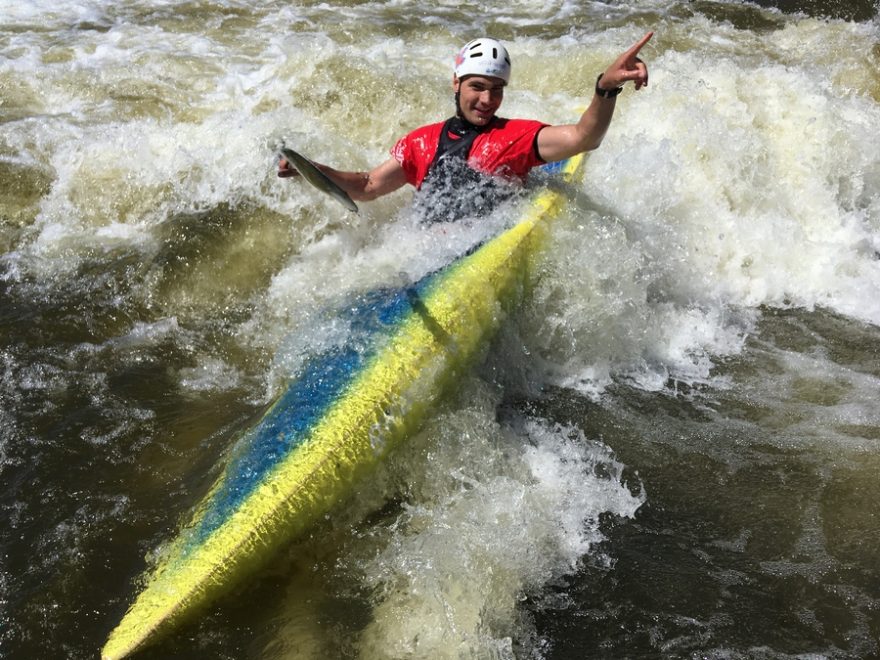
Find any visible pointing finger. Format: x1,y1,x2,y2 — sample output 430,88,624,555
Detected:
625,31,654,58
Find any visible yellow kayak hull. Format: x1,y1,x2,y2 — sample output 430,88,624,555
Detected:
102,153,584,659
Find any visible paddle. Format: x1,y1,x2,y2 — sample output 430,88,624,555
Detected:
277,146,359,213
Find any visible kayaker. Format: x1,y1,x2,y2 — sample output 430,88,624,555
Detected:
279,33,652,220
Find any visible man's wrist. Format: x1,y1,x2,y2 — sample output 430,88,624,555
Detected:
595,73,623,99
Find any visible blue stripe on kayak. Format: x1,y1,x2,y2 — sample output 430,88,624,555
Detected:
185,273,439,549
540,160,565,174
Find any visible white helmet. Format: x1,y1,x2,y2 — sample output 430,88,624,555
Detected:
454,38,511,84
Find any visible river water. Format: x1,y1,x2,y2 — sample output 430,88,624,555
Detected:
2,1,880,658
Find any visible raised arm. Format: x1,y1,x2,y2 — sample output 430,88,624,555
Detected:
536,31,653,163
279,156,408,202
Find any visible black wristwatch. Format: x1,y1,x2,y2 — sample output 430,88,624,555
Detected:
595,73,623,99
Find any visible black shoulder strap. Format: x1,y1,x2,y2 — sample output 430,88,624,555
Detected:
429,117,481,169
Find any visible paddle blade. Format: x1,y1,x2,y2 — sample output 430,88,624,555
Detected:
278,147,359,213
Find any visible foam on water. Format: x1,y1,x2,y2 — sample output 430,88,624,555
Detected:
507,16,880,398
0,0,108,28
357,411,642,659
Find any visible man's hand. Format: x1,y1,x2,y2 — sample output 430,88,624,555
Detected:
599,31,653,91
277,157,300,178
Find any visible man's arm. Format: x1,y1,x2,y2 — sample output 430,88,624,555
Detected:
536,31,653,163
279,156,408,201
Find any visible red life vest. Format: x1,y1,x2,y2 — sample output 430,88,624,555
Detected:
391,117,547,189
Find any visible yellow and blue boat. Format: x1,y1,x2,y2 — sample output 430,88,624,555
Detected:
102,153,584,659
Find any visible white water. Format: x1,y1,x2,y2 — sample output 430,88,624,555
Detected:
2,1,880,658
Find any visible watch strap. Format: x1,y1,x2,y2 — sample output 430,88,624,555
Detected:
595,73,623,98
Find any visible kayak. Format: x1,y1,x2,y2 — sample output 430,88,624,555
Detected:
101,152,585,660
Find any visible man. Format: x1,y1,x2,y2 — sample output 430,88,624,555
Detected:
279,33,652,219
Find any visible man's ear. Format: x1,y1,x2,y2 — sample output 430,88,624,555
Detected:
452,75,460,93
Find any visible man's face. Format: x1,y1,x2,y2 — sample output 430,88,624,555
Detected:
454,75,506,125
